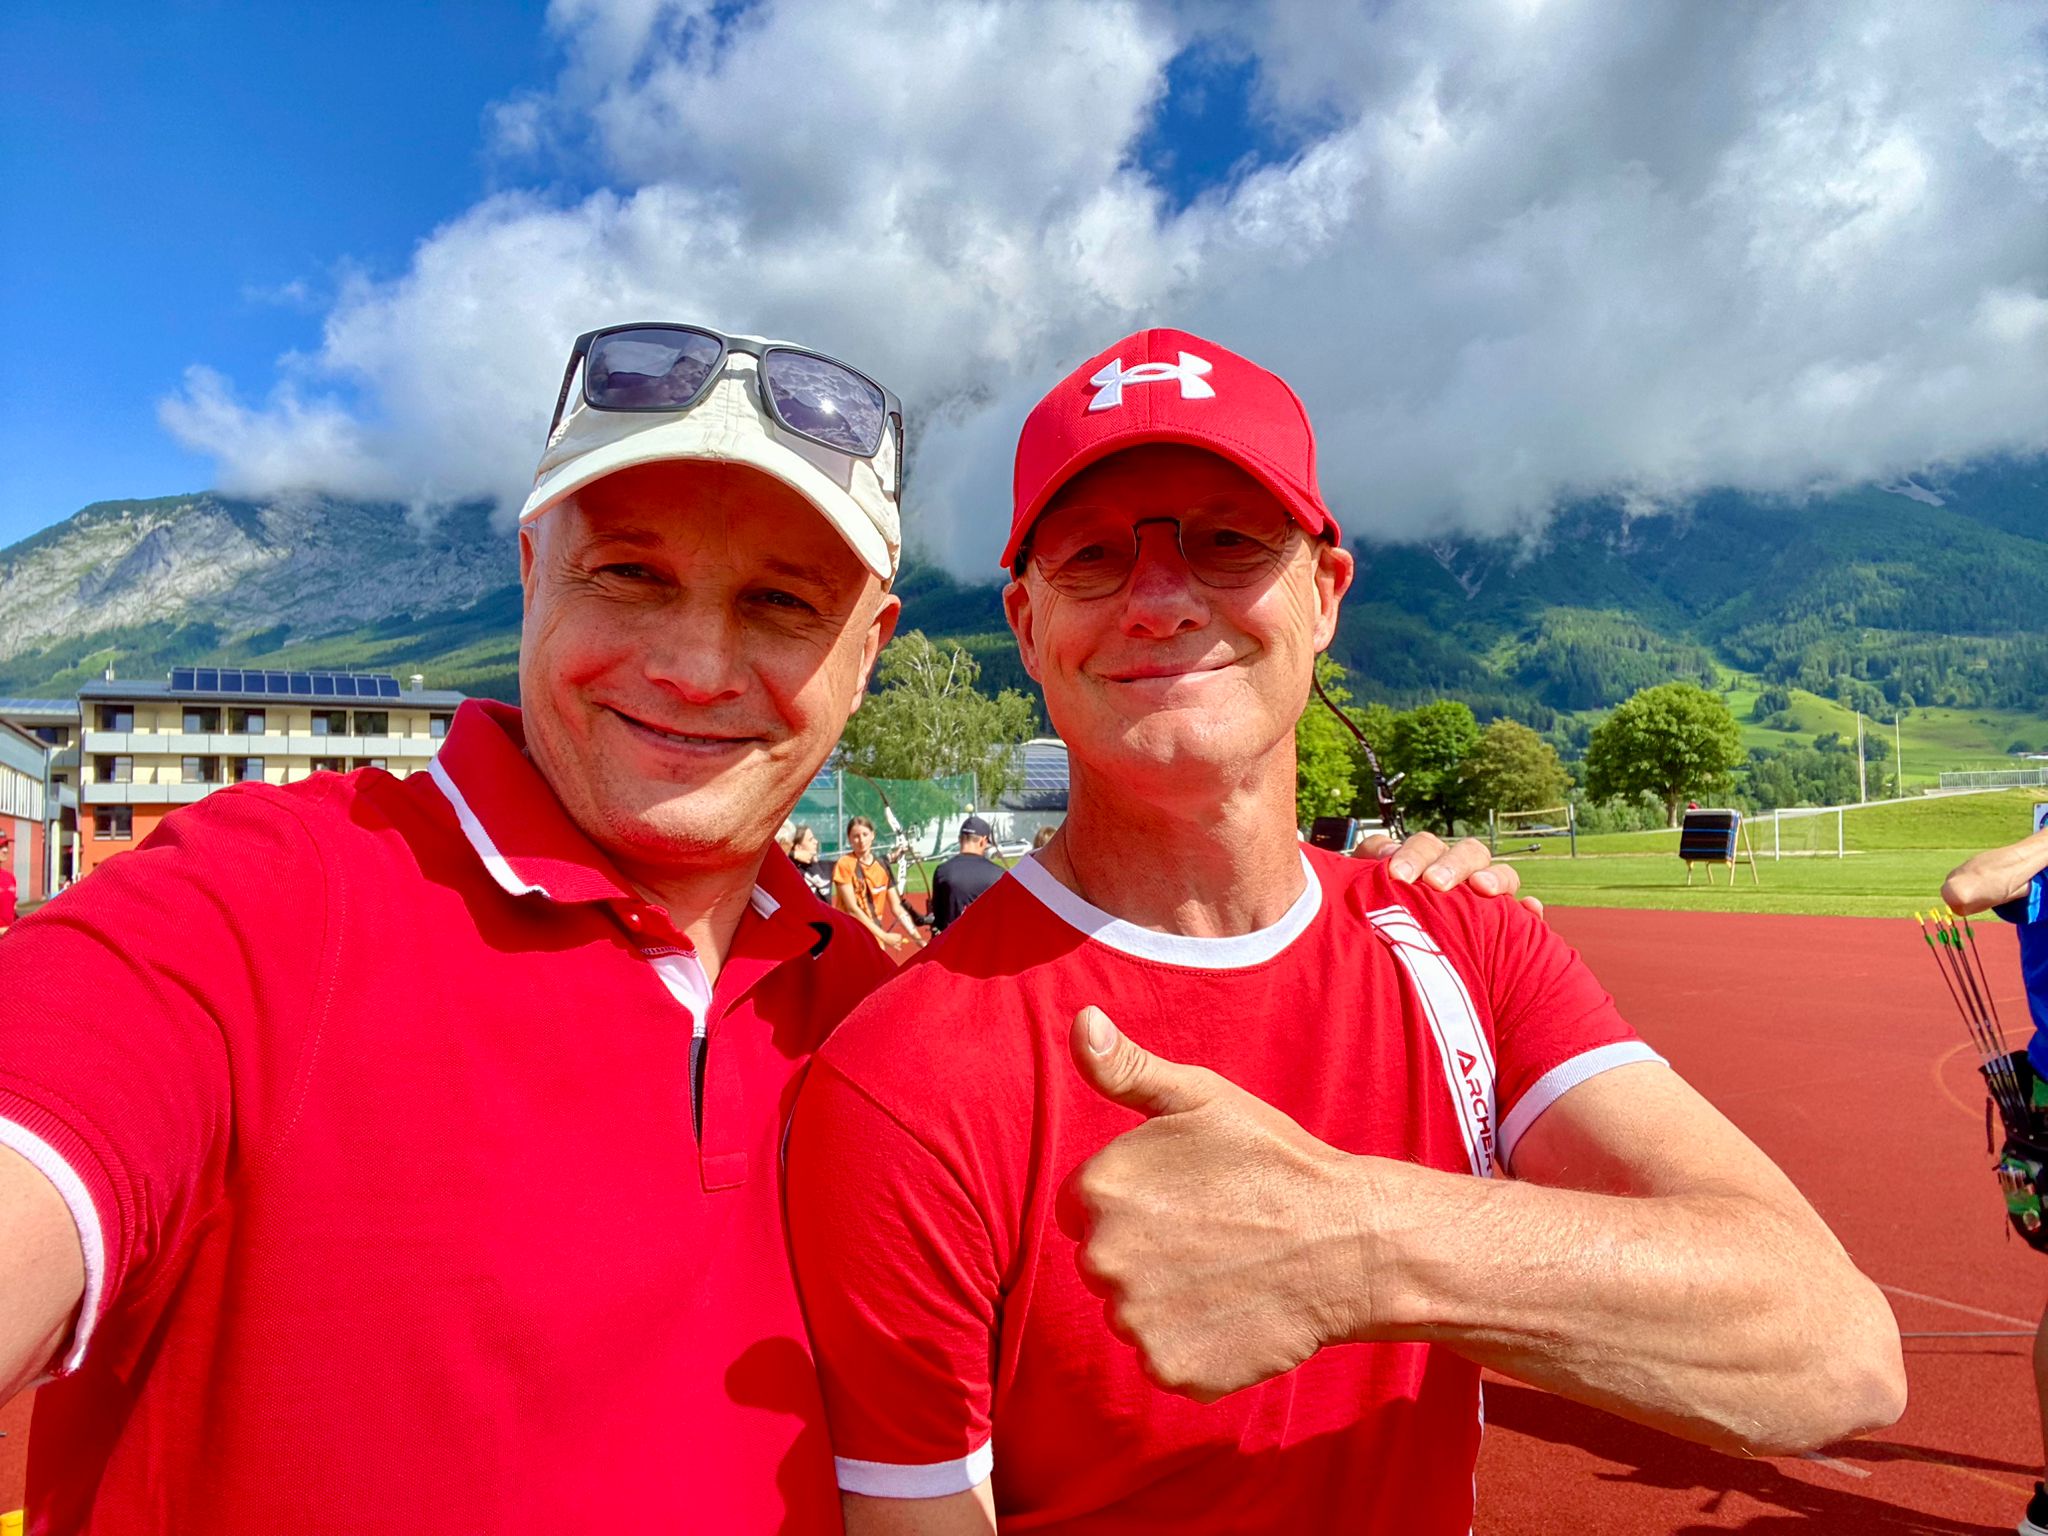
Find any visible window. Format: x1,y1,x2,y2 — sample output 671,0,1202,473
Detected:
352,711,388,737
97,705,134,732
182,707,220,733
230,708,266,734
182,756,222,785
94,755,133,784
310,710,348,736
232,757,265,783
312,757,344,774
31,725,68,746
94,806,133,840
352,758,389,772
429,713,453,739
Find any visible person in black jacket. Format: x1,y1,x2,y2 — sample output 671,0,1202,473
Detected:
930,815,1004,933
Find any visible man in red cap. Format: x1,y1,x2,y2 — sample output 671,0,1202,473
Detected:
786,329,1904,1533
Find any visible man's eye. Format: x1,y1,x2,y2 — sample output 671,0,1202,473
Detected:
753,588,816,612
597,562,654,581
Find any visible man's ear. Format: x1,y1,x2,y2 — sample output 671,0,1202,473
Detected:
1003,578,1045,684
1310,542,1354,653
518,524,540,606
849,588,903,713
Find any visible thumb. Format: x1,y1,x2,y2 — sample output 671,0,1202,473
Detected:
1069,1007,1214,1117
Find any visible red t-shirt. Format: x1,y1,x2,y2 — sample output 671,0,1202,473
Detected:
786,848,1659,1533
0,700,893,1534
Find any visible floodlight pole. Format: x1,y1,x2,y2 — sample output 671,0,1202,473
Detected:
1567,801,1577,859
1856,712,1867,804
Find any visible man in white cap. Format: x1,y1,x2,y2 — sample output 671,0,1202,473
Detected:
0,322,1517,1534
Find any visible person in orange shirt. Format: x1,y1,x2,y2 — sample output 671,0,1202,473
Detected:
832,816,925,955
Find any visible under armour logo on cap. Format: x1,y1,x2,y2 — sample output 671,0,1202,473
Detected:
1087,351,1216,412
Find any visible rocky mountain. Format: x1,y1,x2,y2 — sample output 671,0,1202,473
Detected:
2,459,2044,722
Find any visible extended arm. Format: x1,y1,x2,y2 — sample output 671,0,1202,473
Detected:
1062,1013,1904,1456
1942,827,2048,914
0,1142,85,1403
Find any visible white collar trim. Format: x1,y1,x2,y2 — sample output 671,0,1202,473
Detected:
1006,850,1322,969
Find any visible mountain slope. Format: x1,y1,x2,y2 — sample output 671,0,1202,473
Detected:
1,460,2042,719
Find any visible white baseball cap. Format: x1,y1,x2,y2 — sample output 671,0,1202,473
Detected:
519,336,901,581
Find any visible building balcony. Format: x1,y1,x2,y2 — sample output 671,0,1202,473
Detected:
82,782,213,806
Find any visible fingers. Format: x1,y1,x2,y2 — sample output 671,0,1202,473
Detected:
1521,895,1546,920
1350,831,1400,863
1068,1008,1216,1118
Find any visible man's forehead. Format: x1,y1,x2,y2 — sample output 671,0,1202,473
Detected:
553,466,870,578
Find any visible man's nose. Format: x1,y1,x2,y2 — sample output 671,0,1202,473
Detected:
1119,525,1207,637
641,595,748,704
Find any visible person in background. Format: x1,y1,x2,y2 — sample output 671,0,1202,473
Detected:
1942,815,2048,1536
0,831,15,930
791,824,833,905
930,815,1003,933
834,815,926,956
776,819,798,857
1030,824,1058,852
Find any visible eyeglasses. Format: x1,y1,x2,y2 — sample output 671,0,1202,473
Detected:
1022,504,1302,600
547,322,904,473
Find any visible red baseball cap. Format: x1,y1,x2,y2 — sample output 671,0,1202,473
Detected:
1003,326,1340,572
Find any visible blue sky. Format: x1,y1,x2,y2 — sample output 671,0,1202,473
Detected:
0,4,1282,550
0,2,554,544
3,2,2042,571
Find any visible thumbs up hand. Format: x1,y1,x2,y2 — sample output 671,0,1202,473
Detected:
1058,1007,1381,1402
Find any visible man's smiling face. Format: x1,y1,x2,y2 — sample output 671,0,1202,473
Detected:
1004,444,1352,803
518,458,897,875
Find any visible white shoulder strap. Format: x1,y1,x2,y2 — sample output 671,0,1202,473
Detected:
1367,904,1499,1178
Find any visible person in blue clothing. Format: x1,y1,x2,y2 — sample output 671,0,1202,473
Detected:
1942,805,2048,1536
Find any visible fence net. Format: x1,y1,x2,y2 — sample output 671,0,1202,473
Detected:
790,771,980,860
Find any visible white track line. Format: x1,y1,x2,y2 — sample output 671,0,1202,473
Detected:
1801,1451,1871,1479
1879,1283,2032,1329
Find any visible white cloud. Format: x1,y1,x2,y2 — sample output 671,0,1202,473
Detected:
163,0,2048,571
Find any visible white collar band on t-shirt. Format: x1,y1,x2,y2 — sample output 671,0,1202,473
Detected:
1006,850,1322,969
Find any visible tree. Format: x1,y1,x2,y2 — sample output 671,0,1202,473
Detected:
1583,683,1744,826
1294,656,1394,825
1461,719,1571,816
1388,700,1481,833
835,631,1037,807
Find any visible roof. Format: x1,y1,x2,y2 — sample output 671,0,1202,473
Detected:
78,668,467,709
998,736,1069,812
0,698,79,722
0,718,51,780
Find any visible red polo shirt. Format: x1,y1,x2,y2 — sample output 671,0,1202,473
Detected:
0,700,892,1534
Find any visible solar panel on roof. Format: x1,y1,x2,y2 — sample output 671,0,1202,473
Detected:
342,677,364,697
313,675,335,696
218,669,241,692
196,668,218,690
171,668,196,690
290,675,313,696
378,677,400,698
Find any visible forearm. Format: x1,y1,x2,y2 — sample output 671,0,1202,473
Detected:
1943,828,2048,913
843,1485,995,1535
1345,1160,1902,1452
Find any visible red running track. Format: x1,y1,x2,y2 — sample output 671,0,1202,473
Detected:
2,906,2036,1529
1476,906,2041,1534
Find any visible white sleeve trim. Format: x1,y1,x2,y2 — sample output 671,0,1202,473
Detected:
1496,1041,1667,1171
0,1116,108,1376
835,1440,994,1498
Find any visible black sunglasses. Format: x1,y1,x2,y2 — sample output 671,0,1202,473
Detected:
548,323,904,492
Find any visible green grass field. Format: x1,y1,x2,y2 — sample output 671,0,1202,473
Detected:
1505,787,2048,917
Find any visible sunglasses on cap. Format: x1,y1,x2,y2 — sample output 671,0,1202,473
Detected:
547,322,905,487
1020,501,1304,600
